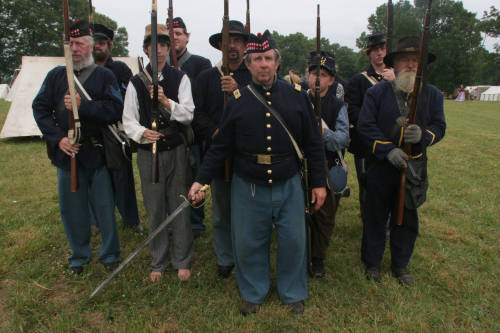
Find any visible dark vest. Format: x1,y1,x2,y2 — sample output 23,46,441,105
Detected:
131,64,185,151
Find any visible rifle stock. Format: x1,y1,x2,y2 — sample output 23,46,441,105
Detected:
151,0,159,184
386,0,393,53
394,0,433,225
62,0,80,192
168,0,179,69
221,0,231,182
245,0,250,34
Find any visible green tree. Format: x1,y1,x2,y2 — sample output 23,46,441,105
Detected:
0,0,129,83
271,31,365,82
357,0,498,93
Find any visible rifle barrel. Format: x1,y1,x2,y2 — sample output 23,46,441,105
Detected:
151,0,159,184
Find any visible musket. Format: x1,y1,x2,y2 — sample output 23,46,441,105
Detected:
394,0,433,225
88,0,94,31
245,0,250,35
221,0,231,182
90,185,210,298
168,0,179,69
386,0,393,53
62,0,81,192
151,0,159,184
314,4,321,125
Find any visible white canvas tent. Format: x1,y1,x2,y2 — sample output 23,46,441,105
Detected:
0,56,140,138
480,86,500,101
0,84,9,99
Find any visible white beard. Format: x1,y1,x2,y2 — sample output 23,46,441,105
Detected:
395,70,416,93
74,54,94,71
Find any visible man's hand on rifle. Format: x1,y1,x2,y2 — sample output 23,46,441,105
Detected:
403,124,422,144
58,137,81,157
64,92,81,111
188,182,205,204
382,68,395,81
311,187,327,212
150,85,171,112
220,75,238,93
142,129,164,143
387,148,408,170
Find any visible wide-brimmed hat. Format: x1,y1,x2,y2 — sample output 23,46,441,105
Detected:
93,23,114,40
308,50,336,76
209,20,249,50
364,32,386,54
143,24,170,44
383,36,436,67
245,30,277,54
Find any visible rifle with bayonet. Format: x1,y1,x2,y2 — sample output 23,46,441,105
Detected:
386,0,393,53
221,0,231,182
245,0,250,35
62,0,81,192
394,0,433,225
151,0,160,184
168,0,179,69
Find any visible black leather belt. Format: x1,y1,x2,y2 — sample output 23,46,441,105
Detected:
238,152,294,165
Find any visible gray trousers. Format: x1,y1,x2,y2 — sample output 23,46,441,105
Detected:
137,146,193,272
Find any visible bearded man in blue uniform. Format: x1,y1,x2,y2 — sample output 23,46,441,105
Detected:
32,20,122,275
192,20,252,279
358,36,446,286
189,30,327,315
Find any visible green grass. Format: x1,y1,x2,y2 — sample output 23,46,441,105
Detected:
0,99,499,332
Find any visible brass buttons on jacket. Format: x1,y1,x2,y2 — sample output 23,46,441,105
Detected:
267,169,272,175
266,91,271,96
268,179,273,184
266,124,271,129
267,136,272,141
266,147,272,152
266,112,271,118
267,101,272,105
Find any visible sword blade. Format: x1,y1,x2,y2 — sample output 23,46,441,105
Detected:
90,200,190,298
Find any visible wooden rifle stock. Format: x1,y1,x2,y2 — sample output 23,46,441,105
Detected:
62,0,80,192
394,0,433,225
386,0,393,53
168,0,179,69
151,0,159,184
221,0,231,182
245,0,250,34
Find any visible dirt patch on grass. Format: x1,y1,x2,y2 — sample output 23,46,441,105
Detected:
0,279,17,330
5,226,43,257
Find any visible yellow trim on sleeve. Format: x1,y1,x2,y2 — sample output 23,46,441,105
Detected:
411,153,423,159
372,140,392,153
398,127,404,147
426,129,436,145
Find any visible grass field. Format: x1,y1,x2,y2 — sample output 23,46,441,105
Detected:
0,99,499,332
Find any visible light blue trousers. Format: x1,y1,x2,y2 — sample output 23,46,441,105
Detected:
57,166,120,268
231,173,307,304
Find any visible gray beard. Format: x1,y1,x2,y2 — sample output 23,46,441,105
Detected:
74,54,94,71
394,70,416,93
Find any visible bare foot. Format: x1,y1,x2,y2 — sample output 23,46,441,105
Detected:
150,271,162,282
177,269,191,281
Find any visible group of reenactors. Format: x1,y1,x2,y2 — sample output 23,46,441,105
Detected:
32,13,446,316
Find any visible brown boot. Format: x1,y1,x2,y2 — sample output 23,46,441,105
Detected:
289,301,305,315
239,301,259,316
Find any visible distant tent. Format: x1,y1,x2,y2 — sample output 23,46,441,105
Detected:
480,86,500,102
0,84,9,99
0,56,140,139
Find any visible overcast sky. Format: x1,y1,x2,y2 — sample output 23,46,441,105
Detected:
92,0,498,64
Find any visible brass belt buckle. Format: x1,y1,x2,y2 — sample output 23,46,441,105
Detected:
257,154,272,165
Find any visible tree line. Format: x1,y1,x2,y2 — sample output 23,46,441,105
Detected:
1,0,498,94
274,0,499,94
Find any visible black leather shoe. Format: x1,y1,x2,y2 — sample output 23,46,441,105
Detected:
289,301,305,315
70,266,83,275
239,301,259,316
311,258,325,278
217,264,234,279
392,267,415,286
365,266,382,283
